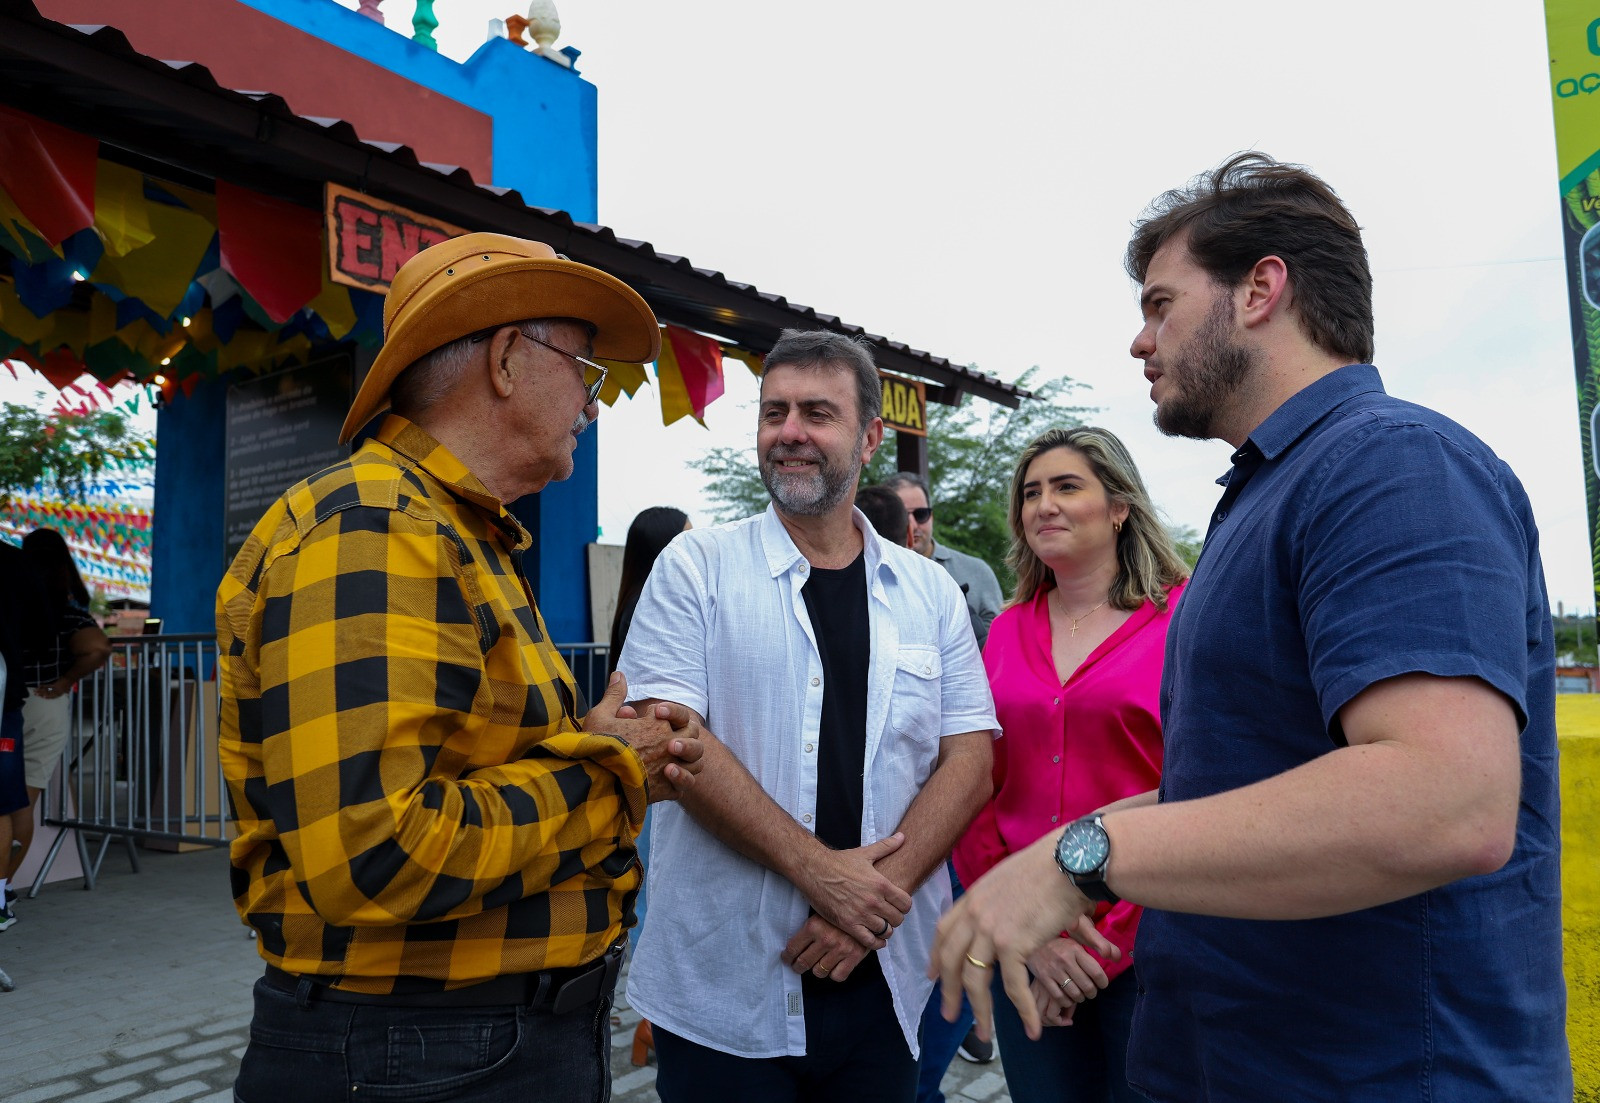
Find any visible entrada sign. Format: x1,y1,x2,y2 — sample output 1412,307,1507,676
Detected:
879,371,927,436
325,183,466,292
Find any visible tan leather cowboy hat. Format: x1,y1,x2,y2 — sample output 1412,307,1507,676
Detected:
339,232,661,442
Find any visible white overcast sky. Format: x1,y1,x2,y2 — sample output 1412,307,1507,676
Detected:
432,0,1589,608
8,2,1587,611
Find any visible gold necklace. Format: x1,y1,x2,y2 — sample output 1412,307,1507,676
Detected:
1056,593,1108,637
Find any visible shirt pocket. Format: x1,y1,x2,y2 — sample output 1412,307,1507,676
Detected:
889,646,943,742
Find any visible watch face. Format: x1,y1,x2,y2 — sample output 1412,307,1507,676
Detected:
1057,820,1109,876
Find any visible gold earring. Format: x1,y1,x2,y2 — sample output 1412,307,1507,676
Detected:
1114,520,1123,533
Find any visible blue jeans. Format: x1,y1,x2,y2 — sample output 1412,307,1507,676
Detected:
234,976,614,1102
991,967,1142,1103
915,863,974,1103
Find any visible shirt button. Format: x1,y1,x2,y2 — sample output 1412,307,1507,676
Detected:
1214,510,1227,523
923,665,932,675
803,814,813,823
811,676,821,687
1053,697,1060,706
1051,815,1059,823
805,743,814,753
1053,755,1060,763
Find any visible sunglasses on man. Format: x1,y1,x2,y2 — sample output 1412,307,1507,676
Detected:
909,507,933,524
471,325,608,405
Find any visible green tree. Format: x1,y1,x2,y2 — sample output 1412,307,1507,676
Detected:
689,367,1092,593
1168,523,1203,570
1554,614,1598,667
0,402,153,506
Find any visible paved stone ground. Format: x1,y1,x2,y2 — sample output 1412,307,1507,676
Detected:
4,844,1012,1101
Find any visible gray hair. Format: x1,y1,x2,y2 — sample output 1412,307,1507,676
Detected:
762,329,881,430
882,471,931,505
390,317,594,419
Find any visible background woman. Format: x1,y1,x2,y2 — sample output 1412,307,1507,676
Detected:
953,427,1187,1103
608,505,688,1066
5,529,110,909
609,506,690,675
0,541,52,929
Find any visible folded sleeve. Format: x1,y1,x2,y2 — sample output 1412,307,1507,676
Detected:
616,542,711,720
935,570,1000,738
1297,423,1536,734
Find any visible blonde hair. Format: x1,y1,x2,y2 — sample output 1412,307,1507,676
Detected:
1006,426,1188,610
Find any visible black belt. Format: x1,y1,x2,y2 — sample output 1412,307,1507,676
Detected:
263,941,624,1014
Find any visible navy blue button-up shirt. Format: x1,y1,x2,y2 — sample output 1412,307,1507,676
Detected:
1129,366,1569,1101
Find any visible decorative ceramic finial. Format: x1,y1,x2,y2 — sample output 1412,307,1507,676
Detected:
525,0,571,66
357,0,384,25
526,0,560,50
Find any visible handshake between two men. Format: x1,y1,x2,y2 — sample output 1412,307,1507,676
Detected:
584,670,917,981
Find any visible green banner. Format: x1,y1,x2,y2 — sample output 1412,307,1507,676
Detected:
1548,0,1600,606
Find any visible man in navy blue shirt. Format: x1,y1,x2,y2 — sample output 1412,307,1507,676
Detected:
932,153,1571,1101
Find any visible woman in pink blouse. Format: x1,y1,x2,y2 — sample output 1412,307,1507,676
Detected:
953,426,1187,1103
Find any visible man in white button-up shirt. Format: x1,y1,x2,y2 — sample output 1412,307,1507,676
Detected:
618,330,998,1101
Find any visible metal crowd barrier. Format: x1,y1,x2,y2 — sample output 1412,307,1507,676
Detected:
30,635,613,893
31,633,225,892
557,642,612,711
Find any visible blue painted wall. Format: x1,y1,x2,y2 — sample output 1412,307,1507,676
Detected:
236,0,598,221
151,0,607,642
525,430,598,644
151,380,227,634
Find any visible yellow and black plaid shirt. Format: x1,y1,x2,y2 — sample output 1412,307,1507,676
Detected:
217,414,645,993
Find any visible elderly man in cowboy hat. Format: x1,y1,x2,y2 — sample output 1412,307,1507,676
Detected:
218,232,704,1103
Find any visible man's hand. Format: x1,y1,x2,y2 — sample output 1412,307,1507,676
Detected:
780,914,880,982
929,830,1120,1043
582,673,704,801
790,834,914,950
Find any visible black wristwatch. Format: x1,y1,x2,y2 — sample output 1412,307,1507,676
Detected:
1054,814,1120,905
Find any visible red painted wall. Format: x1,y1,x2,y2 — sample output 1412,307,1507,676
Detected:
38,0,494,183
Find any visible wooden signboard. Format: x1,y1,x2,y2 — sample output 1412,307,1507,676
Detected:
879,371,928,436
325,183,466,293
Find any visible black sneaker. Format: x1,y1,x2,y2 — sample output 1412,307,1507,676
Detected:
0,903,16,932
3,887,14,907
956,1026,995,1064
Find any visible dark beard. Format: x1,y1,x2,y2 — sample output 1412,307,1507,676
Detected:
1154,292,1258,441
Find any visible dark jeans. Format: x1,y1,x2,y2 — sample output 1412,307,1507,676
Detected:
991,967,1143,1103
234,976,614,1103
0,709,26,816
654,958,917,1103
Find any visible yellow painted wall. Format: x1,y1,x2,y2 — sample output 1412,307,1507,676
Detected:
1559,695,1600,1101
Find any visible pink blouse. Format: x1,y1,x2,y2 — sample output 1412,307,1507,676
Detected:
953,581,1184,983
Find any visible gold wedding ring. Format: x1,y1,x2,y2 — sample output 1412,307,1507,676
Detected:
964,953,993,970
